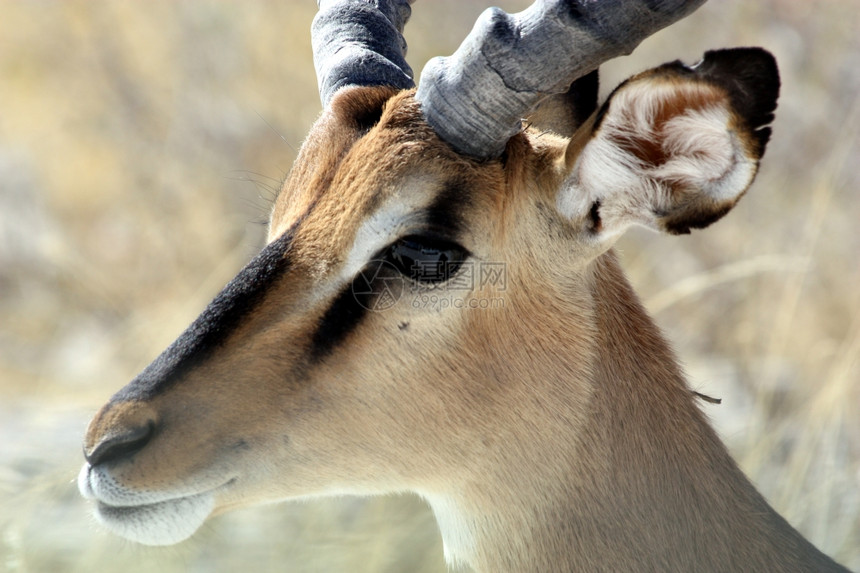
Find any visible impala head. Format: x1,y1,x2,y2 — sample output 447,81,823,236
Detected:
79,0,779,553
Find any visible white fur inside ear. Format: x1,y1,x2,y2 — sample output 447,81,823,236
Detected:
653,107,755,202
557,80,757,238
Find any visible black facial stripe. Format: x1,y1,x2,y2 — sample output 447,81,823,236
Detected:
112,230,295,403
309,280,369,362
424,179,470,235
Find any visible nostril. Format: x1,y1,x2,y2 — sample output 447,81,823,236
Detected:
83,400,160,467
85,419,155,466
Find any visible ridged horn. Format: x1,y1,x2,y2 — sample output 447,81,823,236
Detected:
313,0,415,107
416,0,707,160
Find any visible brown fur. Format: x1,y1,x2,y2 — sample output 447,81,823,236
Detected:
82,81,846,571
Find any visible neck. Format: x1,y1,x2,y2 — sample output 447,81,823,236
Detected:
423,252,844,573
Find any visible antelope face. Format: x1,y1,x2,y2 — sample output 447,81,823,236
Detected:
78,2,778,550
77,87,523,545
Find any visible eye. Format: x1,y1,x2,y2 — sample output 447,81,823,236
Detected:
384,235,469,284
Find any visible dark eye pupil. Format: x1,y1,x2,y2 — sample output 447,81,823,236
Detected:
386,236,467,283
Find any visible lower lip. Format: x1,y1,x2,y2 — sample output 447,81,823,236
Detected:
94,490,216,546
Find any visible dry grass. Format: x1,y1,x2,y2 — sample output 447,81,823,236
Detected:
1,1,857,571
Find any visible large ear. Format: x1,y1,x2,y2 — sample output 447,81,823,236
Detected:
556,48,779,243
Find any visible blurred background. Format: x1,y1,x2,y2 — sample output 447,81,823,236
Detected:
0,1,857,571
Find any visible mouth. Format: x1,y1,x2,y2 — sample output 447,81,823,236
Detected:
79,464,235,546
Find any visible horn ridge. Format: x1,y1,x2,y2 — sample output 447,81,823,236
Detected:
313,0,415,108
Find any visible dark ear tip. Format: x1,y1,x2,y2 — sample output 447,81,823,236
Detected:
702,47,777,67
754,125,773,150
695,47,780,155
699,48,780,95
700,47,778,80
